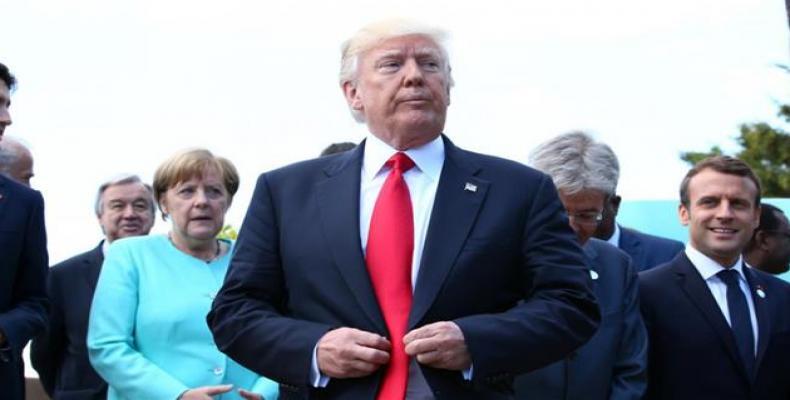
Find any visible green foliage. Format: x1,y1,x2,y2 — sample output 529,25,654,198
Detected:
217,224,238,240
680,75,790,197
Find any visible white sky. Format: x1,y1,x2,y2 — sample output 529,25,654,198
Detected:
2,0,788,266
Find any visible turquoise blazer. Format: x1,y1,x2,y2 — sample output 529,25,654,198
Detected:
87,235,278,400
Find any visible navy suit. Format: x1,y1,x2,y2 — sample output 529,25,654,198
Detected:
0,175,49,400
31,243,107,400
208,137,600,399
640,253,790,399
618,226,683,272
515,238,647,400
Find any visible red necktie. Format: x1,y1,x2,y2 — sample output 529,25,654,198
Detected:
366,152,415,400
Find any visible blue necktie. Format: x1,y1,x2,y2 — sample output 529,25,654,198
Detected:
717,269,755,377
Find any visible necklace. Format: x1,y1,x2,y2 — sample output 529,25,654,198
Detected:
168,234,222,263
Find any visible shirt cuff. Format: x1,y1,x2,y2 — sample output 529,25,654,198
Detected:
309,342,330,387
462,363,473,380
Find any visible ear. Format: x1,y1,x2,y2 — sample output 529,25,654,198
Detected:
342,81,363,111
754,231,771,251
611,195,622,215
679,203,690,226
751,205,761,230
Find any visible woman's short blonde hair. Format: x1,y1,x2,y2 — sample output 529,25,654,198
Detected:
153,148,239,215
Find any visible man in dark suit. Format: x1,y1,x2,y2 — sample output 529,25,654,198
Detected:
640,156,790,399
516,132,646,400
208,19,599,399
31,174,155,399
0,62,50,400
588,138,684,271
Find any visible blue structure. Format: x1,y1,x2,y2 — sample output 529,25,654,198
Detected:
618,198,790,282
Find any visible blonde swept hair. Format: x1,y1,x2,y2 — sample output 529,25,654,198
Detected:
339,18,454,122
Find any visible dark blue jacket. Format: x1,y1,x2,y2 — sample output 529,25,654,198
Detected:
0,175,49,400
640,253,790,399
208,136,600,399
618,226,684,272
515,239,647,400
31,243,107,400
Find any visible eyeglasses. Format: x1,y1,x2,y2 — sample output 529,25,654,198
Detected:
567,211,603,226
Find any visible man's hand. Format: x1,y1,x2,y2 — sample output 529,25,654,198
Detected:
404,321,471,371
317,327,391,378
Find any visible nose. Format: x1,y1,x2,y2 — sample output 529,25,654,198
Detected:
194,188,209,206
714,201,735,219
402,59,424,87
121,204,138,218
0,107,11,127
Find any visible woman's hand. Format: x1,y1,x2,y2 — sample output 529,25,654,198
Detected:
238,389,263,400
179,384,233,399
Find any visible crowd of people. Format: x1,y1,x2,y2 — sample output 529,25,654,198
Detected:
1,18,789,400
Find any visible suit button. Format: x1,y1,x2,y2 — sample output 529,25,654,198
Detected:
213,367,223,375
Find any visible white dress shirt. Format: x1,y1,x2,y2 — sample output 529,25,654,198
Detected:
685,245,759,354
606,224,621,248
359,133,444,287
310,133,445,387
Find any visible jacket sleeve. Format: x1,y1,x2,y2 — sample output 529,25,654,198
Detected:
87,242,188,399
0,190,49,357
454,174,600,379
208,174,333,386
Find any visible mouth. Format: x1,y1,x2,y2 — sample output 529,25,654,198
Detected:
119,224,142,232
709,227,738,237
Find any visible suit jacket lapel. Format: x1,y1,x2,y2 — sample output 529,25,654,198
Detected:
743,267,771,375
84,242,105,293
619,227,644,268
675,254,751,381
316,143,386,333
409,137,488,328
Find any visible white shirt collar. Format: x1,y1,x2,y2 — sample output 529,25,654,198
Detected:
685,244,747,282
607,224,622,247
362,133,444,183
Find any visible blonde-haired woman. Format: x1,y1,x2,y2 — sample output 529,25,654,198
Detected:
88,149,278,400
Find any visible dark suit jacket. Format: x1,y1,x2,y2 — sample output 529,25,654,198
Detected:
515,238,646,400
640,253,790,399
618,226,684,272
31,243,107,400
0,175,49,400
208,136,600,399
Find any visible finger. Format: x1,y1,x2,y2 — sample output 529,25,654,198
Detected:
344,359,386,376
404,323,441,344
353,330,392,351
415,349,442,366
238,389,263,400
405,336,440,356
353,345,390,365
202,384,234,395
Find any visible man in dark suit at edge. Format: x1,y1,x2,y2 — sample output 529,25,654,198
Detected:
640,156,790,399
0,61,50,400
31,174,155,399
208,19,599,399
